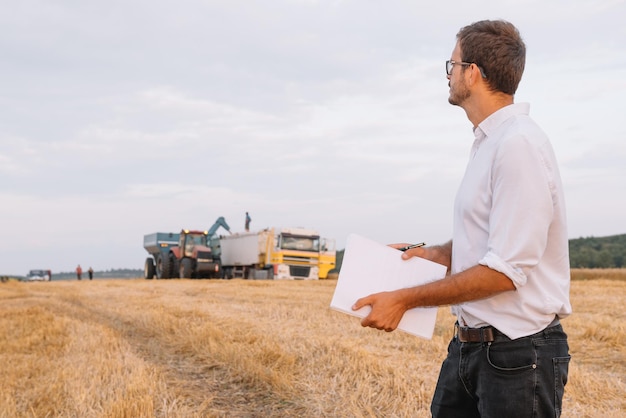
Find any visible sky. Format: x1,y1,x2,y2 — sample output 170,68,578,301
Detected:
1,0,625,275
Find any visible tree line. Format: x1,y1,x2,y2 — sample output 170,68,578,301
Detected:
6,234,623,281
49,268,143,280
569,233,626,268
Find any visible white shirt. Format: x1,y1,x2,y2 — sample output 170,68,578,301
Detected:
451,103,572,339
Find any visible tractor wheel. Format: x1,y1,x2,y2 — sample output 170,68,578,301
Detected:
144,258,156,279
161,254,173,279
156,254,163,279
180,258,194,278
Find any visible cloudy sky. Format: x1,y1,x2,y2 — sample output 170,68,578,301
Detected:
2,0,625,275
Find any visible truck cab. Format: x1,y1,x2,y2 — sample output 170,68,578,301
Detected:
271,228,321,279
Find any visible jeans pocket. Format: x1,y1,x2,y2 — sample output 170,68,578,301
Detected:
553,356,571,416
486,340,537,373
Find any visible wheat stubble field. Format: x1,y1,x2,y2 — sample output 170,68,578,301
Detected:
1,271,624,417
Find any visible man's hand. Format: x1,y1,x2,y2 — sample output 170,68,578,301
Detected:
391,241,453,272
388,243,428,261
350,240,455,333
352,289,408,332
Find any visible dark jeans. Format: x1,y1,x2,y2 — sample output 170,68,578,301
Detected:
431,324,570,418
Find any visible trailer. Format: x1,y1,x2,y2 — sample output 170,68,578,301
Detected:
143,232,180,279
214,227,336,280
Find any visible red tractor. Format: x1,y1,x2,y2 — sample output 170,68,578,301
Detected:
143,217,231,279
159,229,221,279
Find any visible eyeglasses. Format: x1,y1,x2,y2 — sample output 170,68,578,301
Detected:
445,60,487,78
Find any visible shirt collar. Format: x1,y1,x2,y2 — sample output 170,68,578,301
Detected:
475,102,530,139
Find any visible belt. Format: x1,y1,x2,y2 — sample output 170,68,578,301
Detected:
454,316,561,343
455,324,496,343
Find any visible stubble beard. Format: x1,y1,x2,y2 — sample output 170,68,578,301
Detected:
448,79,471,107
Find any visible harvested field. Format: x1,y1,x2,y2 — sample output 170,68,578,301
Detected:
1,271,624,417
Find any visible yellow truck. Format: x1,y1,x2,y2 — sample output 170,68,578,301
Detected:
214,227,336,280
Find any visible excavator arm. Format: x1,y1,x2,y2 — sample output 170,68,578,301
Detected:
208,216,232,238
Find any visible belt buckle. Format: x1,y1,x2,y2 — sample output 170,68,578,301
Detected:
455,324,495,343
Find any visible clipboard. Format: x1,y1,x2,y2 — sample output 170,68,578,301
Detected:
330,233,447,339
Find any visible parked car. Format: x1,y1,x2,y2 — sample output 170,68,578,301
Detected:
24,270,51,282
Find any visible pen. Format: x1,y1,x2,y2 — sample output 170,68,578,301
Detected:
399,242,426,252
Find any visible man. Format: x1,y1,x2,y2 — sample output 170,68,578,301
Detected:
353,20,571,417
245,212,251,232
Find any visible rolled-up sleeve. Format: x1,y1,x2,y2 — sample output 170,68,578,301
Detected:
479,250,527,287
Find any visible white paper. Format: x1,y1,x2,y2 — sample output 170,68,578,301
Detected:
330,233,447,339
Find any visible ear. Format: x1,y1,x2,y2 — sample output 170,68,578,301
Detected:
468,64,486,85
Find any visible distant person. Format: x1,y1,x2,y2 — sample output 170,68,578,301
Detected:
352,20,571,417
76,265,82,280
245,212,251,232
88,267,94,280
47,270,52,281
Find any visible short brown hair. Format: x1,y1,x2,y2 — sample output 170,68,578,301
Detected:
457,20,526,95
